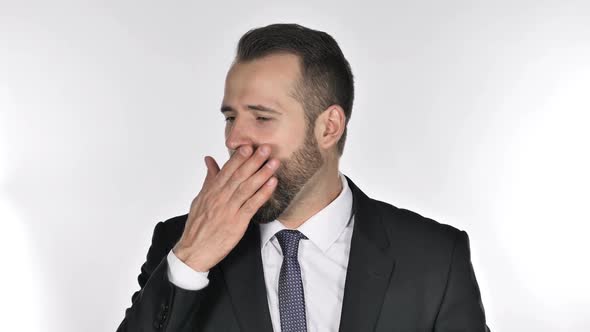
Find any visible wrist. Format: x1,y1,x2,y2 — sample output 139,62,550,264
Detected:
172,245,210,272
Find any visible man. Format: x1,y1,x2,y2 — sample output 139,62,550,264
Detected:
117,23,490,331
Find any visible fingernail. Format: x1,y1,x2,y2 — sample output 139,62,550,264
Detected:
266,159,278,169
259,145,269,155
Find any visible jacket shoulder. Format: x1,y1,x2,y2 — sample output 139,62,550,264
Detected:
369,198,464,249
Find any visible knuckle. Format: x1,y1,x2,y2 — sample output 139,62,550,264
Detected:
233,148,247,159
235,166,249,179
262,165,275,176
213,170,226,184
232,153,247,165
256,154,270,168
241,202,256,215
234,182,249,198
226,178,239,190
228,172,243,186
212,171,225,182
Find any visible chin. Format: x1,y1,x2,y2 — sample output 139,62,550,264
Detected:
251,197,282,224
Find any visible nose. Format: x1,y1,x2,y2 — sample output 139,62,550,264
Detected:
225,117,255,153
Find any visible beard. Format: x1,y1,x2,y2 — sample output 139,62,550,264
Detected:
250,123,324,224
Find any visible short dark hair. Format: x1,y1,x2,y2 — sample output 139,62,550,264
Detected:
235,23,354,157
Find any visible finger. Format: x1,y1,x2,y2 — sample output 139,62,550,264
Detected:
237,175,278,221
202,155,220,188
228,157,279,208
213,145,255,190
223,144,272,194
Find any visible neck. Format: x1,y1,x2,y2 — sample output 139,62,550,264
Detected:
277,164,343,229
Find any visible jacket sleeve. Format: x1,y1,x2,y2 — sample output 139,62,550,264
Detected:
116,221,207,331
434,230,491,332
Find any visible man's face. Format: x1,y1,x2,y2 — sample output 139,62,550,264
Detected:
222,53,324,224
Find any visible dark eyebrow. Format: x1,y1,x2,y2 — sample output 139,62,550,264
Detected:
220,104,282,115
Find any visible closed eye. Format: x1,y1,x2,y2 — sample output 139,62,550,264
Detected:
224,117,272,123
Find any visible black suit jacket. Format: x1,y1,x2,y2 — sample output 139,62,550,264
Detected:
117,175,490,331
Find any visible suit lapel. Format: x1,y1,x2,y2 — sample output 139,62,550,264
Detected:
338,175,397,332
219,222,273,332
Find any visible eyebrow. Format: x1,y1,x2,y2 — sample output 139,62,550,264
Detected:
220,104,282,115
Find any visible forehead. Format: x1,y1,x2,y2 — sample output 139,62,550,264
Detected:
223,53,302,109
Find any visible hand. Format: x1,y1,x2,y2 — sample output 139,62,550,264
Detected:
172,144,279,272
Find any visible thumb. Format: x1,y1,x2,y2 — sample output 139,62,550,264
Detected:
203,156,220,186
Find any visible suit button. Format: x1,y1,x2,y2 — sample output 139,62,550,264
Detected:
158,303,169,322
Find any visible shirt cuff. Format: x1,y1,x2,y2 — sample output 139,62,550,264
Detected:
166,249,210,291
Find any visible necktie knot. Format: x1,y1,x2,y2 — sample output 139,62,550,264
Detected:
275,229,307,258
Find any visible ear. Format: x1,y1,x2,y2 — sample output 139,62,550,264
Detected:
315,104,345,152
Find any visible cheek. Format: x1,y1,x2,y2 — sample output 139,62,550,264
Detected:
264,123,302,157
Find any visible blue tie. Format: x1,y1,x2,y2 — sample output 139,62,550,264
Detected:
275,229,308,332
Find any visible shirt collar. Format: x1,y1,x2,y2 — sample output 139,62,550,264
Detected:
259,171,353,253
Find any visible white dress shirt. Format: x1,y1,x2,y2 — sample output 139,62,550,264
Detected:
166,171,355,332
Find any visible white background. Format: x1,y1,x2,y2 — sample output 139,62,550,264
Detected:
1,1,589,331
